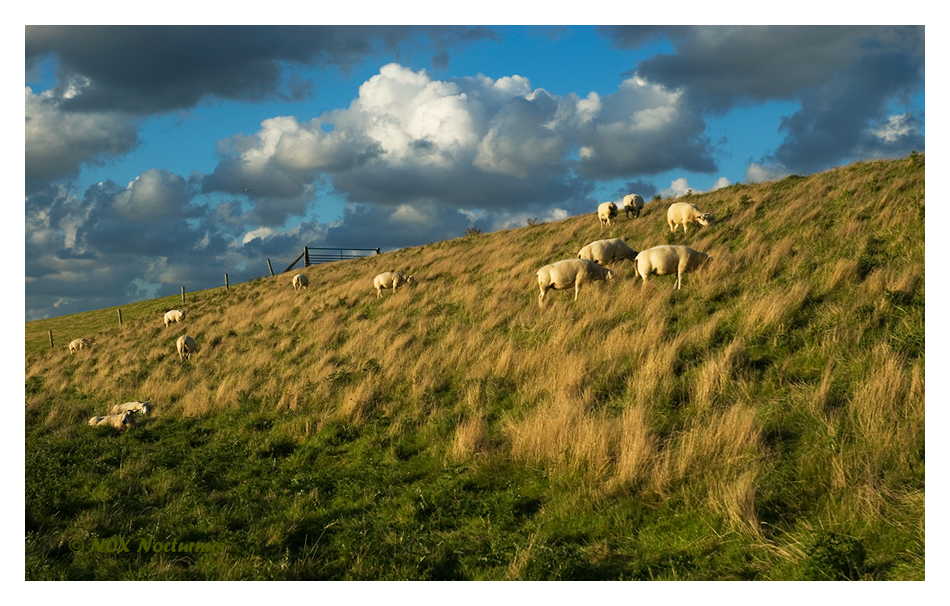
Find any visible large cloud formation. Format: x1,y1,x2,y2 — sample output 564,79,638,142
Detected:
601,25,925,175
203,63,713,227
25,25,500,114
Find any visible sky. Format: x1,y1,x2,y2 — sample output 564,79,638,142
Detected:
23,21,927,320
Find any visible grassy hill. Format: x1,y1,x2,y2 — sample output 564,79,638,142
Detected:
25,154,925,580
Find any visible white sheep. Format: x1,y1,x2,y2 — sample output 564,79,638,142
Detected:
577,238,639,266
88,410,134,429
164,309,187,327
634,245,711,289
536,258,615,307
374,271,417,298
68,337,95,354
622,194,644,219
598,201,618,227
292,274,309,292
667,202,713,234
177,335,198,361
111,400,151,416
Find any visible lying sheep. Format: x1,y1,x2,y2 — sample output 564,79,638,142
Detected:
374,271,416,298
598,201,618,227
177,335,198,361
536,258,614,307
68,337,95,354
88,410,134,429
667,202,713,234
622,194,644,219
292,274,309,292
111,400,151,416
634,245,711,289
164,309,187,327
578,238,639,266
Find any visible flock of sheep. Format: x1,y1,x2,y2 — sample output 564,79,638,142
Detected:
70,195,712,428
538,197,713,306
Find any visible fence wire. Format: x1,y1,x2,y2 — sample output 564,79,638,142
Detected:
174,247,380,296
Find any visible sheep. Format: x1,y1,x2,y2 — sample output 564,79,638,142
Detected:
177,335,198,361
88,410,134,429
622,194,644,219
111,400,151,416
577,238,639,266
598,201,618,227
374,271,417,298
164,309,187,327
292,274,309,292
667,202,713,234
634,245,711,289
536,258,614,307
68,337,95,354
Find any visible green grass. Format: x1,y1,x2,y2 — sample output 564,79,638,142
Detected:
25,154,925,580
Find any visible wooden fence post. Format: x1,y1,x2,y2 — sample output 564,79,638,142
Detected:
305,246,310,267
267,259,274,276
117,309,122,325
181,286,185,305
48,330,54,350
225,273,229,290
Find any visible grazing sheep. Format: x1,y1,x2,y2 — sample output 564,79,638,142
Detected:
88,410,134,429
577,238,639,266
292,274,309,292
177,335,198,361
68,337,95,354
374,271,417,298
536,258,615,307
667,202,713,234
164,309,187,327
622,194,644,219
111,400,151,416
598,201,618,227
634,245,711,289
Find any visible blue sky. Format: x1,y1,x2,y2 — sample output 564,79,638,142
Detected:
24,23,927,320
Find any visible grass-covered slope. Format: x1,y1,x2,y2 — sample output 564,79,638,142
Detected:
25,154,925,580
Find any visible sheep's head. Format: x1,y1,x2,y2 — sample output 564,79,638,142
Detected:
697,213,713,226
606,269,615,281
120,410,135,427
407,276,417,285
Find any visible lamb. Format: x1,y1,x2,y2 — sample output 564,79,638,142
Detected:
68,337,95,354
292,274,309,292
622,194,644,219
177,335,198,361
88,410,134,429
598,201,618,227
577,238,639,266
111,400,151,416
634,245,711,289
374,271,417,298
536,258,615,307
164,309,187,327
667,202,713,234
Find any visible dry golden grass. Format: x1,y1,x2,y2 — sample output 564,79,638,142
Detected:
26,155,924,548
